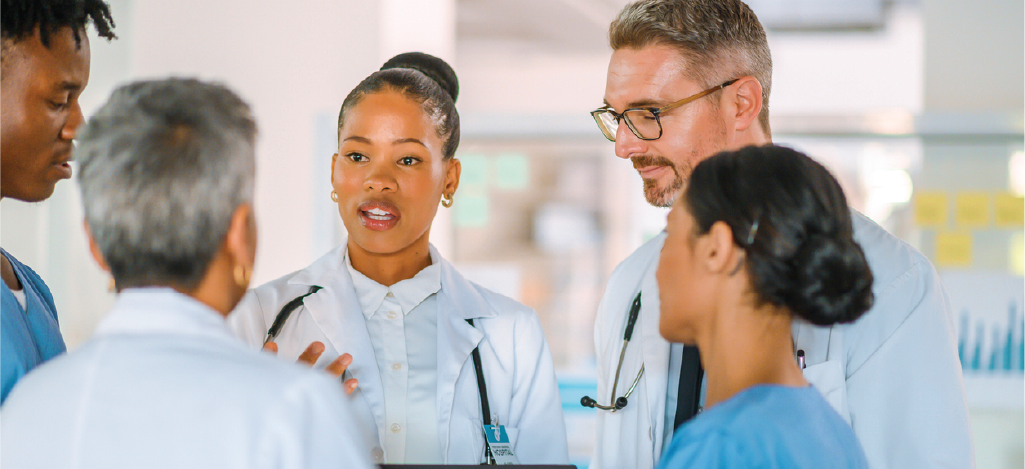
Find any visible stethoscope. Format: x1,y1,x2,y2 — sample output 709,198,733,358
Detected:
264,285,501,464
581,292,645,412
576,290,810,414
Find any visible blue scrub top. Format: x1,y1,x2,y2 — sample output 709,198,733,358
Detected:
658,385,868,469
1,249,66,404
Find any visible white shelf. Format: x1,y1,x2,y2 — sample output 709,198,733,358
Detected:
964,373,1024,409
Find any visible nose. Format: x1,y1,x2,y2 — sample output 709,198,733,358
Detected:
60,100,85,141
614,122,646,160
363,164,397,193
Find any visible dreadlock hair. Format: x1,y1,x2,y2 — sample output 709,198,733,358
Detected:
2,0,116,50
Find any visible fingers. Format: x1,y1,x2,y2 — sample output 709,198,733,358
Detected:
263,341,278,354
323,353,352,379
344,378,359,395
296,341,326,367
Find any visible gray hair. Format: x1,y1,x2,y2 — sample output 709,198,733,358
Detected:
610,0,773,136
76,78,257,291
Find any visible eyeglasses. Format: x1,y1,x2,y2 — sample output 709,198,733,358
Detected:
591,79,739,142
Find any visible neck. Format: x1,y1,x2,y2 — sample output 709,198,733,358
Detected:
725,126,771,152
347,235,432,287
698,300,806,409
184,253,244,317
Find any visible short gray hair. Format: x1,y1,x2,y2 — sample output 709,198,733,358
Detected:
76,78,257,291
610,0,773,136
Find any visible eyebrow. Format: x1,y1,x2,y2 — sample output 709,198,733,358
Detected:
342,136,428,148
600,98,663,110
57,80,84,92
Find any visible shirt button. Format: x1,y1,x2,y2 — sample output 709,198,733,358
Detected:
386,291,395,298
371,447,384,462
390,423,401,433
387,311,397,320
392,362,403,371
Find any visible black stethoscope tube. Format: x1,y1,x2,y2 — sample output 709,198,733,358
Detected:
581,292,645,412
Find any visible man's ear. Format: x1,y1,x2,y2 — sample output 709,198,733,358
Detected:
83,220,110,273
728,76,763,133
700,220,740,274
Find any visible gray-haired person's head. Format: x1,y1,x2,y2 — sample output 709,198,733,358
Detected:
610,0,773,136
76,78,257,291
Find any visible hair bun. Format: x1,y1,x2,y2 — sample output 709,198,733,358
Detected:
380,52,459,103
783,234,874,326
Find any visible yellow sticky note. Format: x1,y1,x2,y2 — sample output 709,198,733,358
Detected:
935,232,973,267
954,192,990,227
994,193,1024,227
914,192,948,227
1010,232,1024,276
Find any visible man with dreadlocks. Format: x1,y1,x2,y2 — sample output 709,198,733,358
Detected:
0,0,115,403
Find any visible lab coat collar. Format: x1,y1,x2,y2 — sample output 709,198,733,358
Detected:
94,287,236,344
285,245,389,440
344,246,442,319
636,233,671,458
435,260,494,459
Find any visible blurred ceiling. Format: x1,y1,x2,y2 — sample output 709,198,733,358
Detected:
457,0,891,56
457,0,624,54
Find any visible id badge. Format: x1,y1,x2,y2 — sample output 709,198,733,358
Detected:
483,424,519,465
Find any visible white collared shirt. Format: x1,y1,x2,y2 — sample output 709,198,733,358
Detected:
1,288,374,469
345,249,442,464
8,286,25,311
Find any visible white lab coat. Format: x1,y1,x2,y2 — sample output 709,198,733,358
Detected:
1,288,373,469
591,210,974,469
229,244,570,465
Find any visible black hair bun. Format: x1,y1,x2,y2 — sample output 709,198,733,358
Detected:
783,233,874,326
380,52,459,103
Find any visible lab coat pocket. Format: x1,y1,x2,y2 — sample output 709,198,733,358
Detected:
802,360,851,425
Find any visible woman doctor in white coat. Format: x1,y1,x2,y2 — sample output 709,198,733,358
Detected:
229,52,570,465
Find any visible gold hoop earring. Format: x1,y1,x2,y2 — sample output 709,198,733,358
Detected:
441,193,453,208
108,277,116,293
330,190,339,202
233,265,251,288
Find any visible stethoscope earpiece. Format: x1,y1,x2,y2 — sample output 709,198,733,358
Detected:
614,397,629,410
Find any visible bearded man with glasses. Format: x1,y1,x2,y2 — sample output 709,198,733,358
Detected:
588,1,973,468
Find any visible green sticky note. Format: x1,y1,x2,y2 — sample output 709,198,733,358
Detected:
459,154,488,188
454,194,489,228
495,153,530,190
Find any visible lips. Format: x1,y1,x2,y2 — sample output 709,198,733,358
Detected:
50,148,73,179
631,156,676,180
636,165,671,180
358,200,400,231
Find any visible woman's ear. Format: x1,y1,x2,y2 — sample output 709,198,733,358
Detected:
82,220,110,273
444,158,461,196
701,220,740,274
728,76,763,133
330,153,339,184
225,203,257,274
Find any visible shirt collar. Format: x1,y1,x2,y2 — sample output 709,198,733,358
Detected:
94,287,235,343
344,246,442,319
